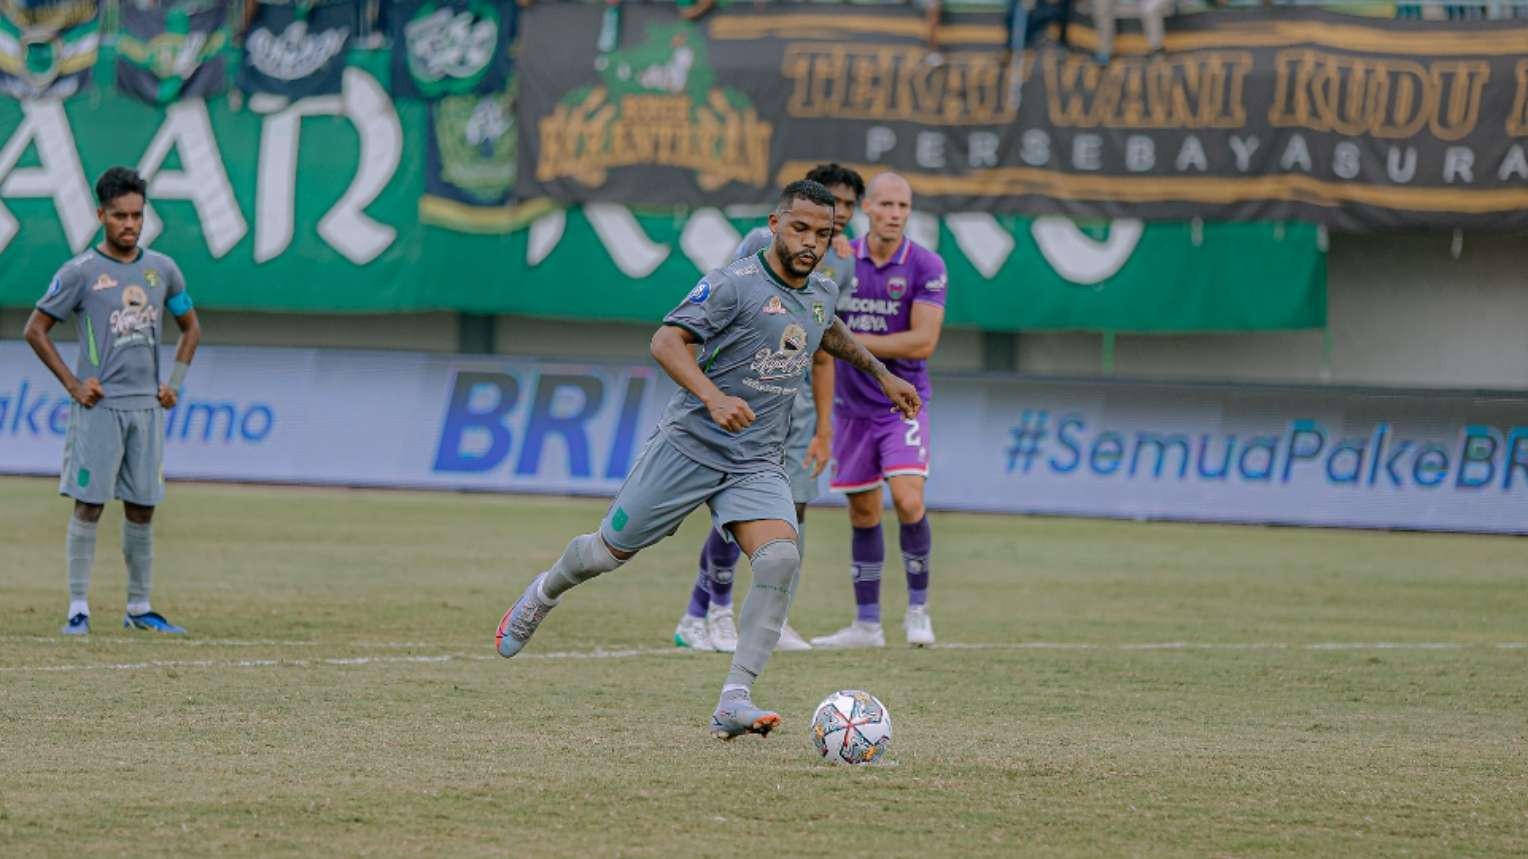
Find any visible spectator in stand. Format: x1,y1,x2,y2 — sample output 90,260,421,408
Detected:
1006,0,1075,55
1092,0,1171,64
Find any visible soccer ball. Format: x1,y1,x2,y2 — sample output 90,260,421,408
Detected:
810,690,892,765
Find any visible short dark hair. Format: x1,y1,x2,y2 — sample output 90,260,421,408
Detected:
776,179,836,215
805,163,865,201
95,167,147,207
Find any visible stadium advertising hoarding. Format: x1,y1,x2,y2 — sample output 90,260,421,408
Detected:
517,5,1528,231
0,52,1322,331
3,343,1524,534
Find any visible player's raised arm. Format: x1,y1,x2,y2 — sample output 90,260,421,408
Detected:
820,317,920,418
650,324,756,432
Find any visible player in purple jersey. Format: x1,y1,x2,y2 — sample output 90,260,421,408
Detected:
810,173,947,649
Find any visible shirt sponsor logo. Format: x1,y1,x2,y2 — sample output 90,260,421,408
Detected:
110,285,159,346
749,322,811,382
92,274,119,292
687,280,711,304
762,295,786,315
923,274,947,292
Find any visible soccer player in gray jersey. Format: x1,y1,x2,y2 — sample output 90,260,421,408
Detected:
495,180,920,739
24,167,203,636
672,163,864,655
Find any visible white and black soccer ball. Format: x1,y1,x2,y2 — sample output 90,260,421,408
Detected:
810,690,892,765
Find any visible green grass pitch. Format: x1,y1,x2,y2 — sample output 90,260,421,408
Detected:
1,476,1525,857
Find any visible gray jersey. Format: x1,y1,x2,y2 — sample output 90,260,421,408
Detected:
36,248,189,410
660,251,840,472
732,227,855,449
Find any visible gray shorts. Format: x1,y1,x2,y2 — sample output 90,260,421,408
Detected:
59,404,165,506
599,433,798,553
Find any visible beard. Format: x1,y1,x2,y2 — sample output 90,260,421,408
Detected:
775,243,818,278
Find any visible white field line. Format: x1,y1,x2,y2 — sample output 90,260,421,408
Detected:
0,641,1524,675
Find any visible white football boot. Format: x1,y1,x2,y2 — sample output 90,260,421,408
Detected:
674,613,715,651
775,621,813,652
706,604,738,654
809,620,886,649
904,605,935,647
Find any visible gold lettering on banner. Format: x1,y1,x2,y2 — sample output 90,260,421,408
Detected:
1510,60,1528,137
1041,51,1251,129
1269,50,1489,141
537,87,774,191
783,44,1017,125
1430,61,1490,141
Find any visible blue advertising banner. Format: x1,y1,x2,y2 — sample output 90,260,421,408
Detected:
3,343,1525,533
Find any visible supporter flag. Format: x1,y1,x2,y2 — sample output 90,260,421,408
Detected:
238,0,352,101
422,80,554,232
0,0,99,99
391,0,513,99
116,0,229,105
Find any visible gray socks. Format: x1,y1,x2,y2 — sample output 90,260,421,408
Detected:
66,516,97,612
541,533,624,601
725,538,801,689
123,521,153,614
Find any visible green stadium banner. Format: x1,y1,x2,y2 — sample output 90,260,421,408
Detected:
0,50,1323,331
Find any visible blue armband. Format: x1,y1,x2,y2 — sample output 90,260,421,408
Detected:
167,292,193,317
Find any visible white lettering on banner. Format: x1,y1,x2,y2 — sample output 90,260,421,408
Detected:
1499,144,1528,181
945,212,1014,279
257,67,400,265
1228,135,1259,172
526,208,567,267
1387,146,1418,183
1020,129,1050,166
866,126,896,161
0,100,96,255
678,208,741,274
1030,217,1143,285
585,203,668,278
915,131,947,169
1175,135,1208,173
1333,141,1362,181
1443,146,1474,184
1125,135,1155,173
968,131,1000,168
138,100,247,257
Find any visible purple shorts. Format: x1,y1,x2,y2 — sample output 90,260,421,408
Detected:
829,410,931,493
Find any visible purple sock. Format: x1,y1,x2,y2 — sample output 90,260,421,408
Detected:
901,517,932,606
851,524,884,623
685,546,711,618
705,528,740,607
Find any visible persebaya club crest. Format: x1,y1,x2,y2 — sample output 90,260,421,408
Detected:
536,22,772,192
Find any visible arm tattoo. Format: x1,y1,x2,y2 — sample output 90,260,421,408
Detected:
820,318,886,378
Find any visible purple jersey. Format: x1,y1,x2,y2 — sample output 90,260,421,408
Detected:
834,236,947,418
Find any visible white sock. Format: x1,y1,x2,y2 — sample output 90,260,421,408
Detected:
126,601,152,616
68,600,90,618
